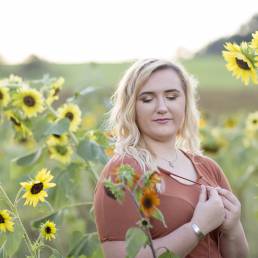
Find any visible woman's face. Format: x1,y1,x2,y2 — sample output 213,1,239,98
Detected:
135,68,186,142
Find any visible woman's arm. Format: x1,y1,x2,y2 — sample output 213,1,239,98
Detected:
102,186,226,258
220,221,249,258
214,187,249,258
102,222,201,258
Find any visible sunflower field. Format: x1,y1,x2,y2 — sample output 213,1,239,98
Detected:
0,32,258,258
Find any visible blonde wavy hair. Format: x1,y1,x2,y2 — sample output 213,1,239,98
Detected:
104,58,204,173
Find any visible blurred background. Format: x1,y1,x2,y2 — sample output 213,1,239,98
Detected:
0,0,258,257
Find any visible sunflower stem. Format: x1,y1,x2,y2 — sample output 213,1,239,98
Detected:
14,207,36,257
44,200,54,212
46,103,58,117
70,131,79,145
126,187,157,258
0,184,15,210
14,187,23,207
0,185,35,257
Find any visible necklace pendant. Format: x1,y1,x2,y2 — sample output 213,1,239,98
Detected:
168,161,174,168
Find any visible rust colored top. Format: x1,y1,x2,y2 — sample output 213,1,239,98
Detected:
93,149,232,258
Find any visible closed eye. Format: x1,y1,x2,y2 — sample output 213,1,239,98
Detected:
167,96,177,100
141,96,177,103
141,98,153,103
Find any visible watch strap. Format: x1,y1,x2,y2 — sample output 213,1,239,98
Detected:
191,223,205,240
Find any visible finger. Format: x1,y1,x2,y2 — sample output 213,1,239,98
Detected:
199,185,207,202
206,186,220,199
221,196,235,211
215,187,239,205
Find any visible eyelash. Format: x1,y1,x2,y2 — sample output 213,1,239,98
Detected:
142,96,177,103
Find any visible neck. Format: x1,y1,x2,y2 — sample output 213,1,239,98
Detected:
140,134,178,160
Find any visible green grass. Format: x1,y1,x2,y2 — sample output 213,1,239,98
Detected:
0,55,250,91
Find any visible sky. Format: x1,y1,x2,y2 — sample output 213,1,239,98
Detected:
0,0,257,64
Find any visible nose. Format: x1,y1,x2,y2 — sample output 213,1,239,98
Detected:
156,96,168,113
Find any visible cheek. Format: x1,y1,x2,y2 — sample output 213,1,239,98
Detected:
135,102,153,127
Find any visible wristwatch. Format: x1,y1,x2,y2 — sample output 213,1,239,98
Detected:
191,223,205,240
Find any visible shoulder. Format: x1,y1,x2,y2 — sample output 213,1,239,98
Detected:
102,153,143,177
190,152,232,189
95,153,144,190
189,152,225,181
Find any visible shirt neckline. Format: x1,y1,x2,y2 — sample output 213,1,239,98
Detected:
157,148,203,186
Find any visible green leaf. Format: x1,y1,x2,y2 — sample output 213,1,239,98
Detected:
103,178,125,202
158,249,180,258
77,139,107,164
0,237,6,257
44,118,70,136
152,208,167,228
67,87,96,102
5,222,23,257
125,227,148,258
13,148,42,166
67,233,99,257
31,210,63,229
49,248,64,258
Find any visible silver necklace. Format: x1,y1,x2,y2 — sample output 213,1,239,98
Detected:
158,149,178,168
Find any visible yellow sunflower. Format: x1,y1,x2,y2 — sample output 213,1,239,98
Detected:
20,168,56,207
4,111,32,137
198,117,207,129
0,87,11,107
104,145,115,157
140,188,160,217
251,31,258,52
57,103,82,132
46,77,64,106
223,117,238,129
246,111,258,131
40,220,56,241
14,88,45,118
82,114,97,129
46,134,69,146
16,135,36,149
148,172,161,190
222,42,257,85
48,144,73,164
0,210,14,232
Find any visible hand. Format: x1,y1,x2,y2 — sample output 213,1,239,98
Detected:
191,185,225,235
214,186,241,236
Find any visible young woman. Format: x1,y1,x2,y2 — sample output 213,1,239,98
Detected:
93,58,249,258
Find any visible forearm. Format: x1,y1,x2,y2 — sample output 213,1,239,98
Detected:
136,222,201,258
220,221,249,258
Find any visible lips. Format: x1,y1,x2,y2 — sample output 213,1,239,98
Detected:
153,118,172,121
153,118,172,124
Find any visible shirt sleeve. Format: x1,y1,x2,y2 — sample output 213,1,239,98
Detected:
206,157,232,192
93,154,143,242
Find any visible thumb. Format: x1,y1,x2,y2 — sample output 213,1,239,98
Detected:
199,185,207,202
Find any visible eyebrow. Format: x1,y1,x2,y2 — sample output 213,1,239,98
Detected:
138,89,181,97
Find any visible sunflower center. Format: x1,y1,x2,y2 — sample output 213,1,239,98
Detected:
20,137,28,143
45,226,51,234
253,119,257,124
31,182,44,194
53,134,61,138
0,92,3,100
235,58,250,70
53,88,60,96
23,95,36,107
55,145,67,155
0,214,5,223
143,197,153,209
65,112,74,121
